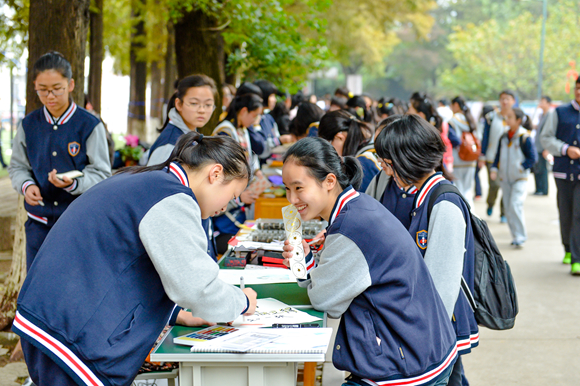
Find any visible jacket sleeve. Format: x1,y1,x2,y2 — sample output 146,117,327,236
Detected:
521,136,538,170
540,111,568,156
424,200,466,319
491,140,502,171
8,122,36,195
139,193,248,322
296,233,372,319
68,122,112,195
447,122,462,148
480,113,492,157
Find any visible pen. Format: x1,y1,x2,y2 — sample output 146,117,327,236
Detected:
240,276,245,322
306,238,322,245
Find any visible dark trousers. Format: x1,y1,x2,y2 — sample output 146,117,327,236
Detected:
21,339,78,386
485,163,504,216
555,178,580,263
475,164,482,197
25,219,52,270
533,154,549,195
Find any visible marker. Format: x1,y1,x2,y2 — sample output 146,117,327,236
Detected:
306,238,322,246
37,200,44,207
240,276,245,322
272,323,320,328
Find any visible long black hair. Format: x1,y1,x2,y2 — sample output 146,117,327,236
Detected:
159,74,218,132
318,110,373,157
409,92,442,132
284,137,363,191
33,51,73,81
289,102,324,138
375,114,453,185
270,101,290,135
512,107,533,131
119,131,251,182
451,96,477,132
223,93,263,128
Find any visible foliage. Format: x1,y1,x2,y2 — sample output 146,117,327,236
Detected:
0,0,29,65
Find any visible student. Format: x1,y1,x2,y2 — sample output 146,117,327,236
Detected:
329,95,347,112
318,110,380,192
289,102,324,140
8,51,111,269
346,95,373,124
489,108,537,248
281,137,457,386
375,114,479,386
480,90,516,222
449,96,478,206
408,92,458,173
376,98,398,121
212,93,263,253
533,95,552,196
148,74,217,166
367,116,417,228
270,101,291,136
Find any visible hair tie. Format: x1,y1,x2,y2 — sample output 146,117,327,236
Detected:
387,103,393,109
378,103,383,108
198,134,204,141
429,116,436,125
348,92,354,98
191,134,203,147
355,107,364,119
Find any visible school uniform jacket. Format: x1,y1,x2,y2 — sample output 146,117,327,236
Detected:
9,103,111,226
491,127,537,183
355,144,381,192
146,108,217,259
481,110,507,163
408,173,479,355
540,100,580,182
365,171,417,229
298,187,457,385
13,163,248,386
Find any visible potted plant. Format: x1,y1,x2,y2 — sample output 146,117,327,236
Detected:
119,134,144,166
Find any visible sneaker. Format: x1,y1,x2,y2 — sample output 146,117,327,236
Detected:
512,242,524,249
563,252,572,265
500,216,507,223
486,207,493,216
571,262,580,276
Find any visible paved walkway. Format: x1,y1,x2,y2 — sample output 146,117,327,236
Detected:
464,177,580,385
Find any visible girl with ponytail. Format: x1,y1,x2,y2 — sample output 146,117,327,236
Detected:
147,74,217,166
318,110,381,191
281,137,457,386
14,131,257,386
375,114,479,386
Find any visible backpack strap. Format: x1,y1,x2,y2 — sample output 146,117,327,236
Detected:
426,183,478,312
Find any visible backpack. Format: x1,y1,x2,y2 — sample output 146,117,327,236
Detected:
449,121,481,162
427,184,518,330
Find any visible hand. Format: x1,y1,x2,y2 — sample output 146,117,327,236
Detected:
542,150,550,160
478,159,486,169
48,169,73,188
490,171,497,181
309,229,326,246
567,146,580,160
175,310,216,327
242,288,257,315
240,190,259,205
282,239,310,267
24,185,43,206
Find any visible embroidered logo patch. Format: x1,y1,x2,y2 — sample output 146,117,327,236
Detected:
416,230,428,249
68,142,80,157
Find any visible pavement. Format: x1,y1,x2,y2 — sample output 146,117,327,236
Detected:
0,175,578,385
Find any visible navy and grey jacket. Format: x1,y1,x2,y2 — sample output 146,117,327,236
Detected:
491,127,537,183
9,102,112,226
13,163,249,386
481,110,507,162
365,171,417,229
298,187,457,385
408,173,479,355
540,100,580,181
355,144,381,192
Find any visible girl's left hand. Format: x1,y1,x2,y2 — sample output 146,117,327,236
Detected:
176,310,216,327
48,169,73,188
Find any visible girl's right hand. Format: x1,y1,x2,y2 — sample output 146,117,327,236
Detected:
490,171,497,181
240,190,259,205
24,185,43,206
282,239,309,267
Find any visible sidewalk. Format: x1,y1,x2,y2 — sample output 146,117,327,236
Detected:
464,177,580,385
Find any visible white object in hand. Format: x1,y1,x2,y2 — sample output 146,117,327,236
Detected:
282,204,307,279
55,170,84,180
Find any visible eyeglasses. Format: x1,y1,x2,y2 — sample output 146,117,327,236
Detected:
184,102,216,112
36,88,66,97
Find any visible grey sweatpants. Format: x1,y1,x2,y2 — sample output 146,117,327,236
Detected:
453,165,476,207
500,179,528,244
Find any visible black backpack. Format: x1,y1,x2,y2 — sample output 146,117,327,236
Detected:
427,184,518,330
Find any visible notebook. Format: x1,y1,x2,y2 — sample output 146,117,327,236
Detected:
189,327,333,354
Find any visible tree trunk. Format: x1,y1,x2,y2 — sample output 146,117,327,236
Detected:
88,0,104,114
150,61,163,120
163,22,177,113
2,0,91,330
0,198,27,330
174,9,224,134
128,0,147,140
27,0,91,113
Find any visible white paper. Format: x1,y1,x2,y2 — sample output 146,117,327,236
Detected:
231,298,321,328
218,269,296,285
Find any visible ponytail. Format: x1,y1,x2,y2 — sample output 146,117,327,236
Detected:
283,137,363,191
410,92,442,132
224,93,263,128
451,96,477,133
318,110,373,156
118,131,251,182
158,92,179,133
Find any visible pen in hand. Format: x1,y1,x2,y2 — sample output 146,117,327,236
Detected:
240,276,245,322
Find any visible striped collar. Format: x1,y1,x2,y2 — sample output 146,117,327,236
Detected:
572,99,580,111
399,185,418,194
43,102,77,125
413,172,446,209
329,186,360,226
168,162,189,187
